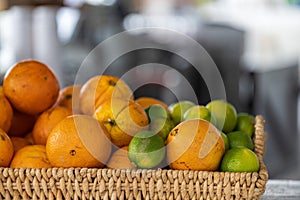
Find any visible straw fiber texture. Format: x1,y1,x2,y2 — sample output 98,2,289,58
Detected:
0,115,268,200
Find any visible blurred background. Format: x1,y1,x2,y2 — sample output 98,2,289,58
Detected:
0,0,300,179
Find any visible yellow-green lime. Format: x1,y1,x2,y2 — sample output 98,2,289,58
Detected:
145,105,169,122
220,147,259,172
227,131,254,150
168,101,195,125
183,105,217,126
146,105,175,141
235,113,255,137
221,132,229,151
128,130,165,169
150,118,175,141
206,100,237,133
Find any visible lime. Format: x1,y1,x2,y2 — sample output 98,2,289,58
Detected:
128,130,165,169
227,131,254,150
168,101,195,124
183,105,217,126
145,105,169,122
235,113,255,137
220,147,259,172
221,132,229,151
206,100,237,133
150,118,175,141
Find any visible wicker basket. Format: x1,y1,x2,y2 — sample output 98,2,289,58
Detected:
0,115,268,200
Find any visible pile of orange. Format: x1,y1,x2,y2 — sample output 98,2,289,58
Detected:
0,59,149,169
0,59,258,173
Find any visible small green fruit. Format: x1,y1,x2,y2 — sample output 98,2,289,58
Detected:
168,101,195,124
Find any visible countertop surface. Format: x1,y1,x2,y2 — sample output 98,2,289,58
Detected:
261,179,300,199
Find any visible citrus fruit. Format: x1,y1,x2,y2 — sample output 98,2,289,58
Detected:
221,132,229,151
128,130,165,169
235,113,255,137
55,85,82,114
151,118,175,141
80,75,133,115
145,105,169,121
8,110,37,137
220,147,259,172
166,119,225,171
10,145,52,168
227,131,254,150
106,146,135,169
183,105,217,125
93,98,149,148
146,105,175,140
32,106,72,145
46,115,112,168
136,97,169,110
3,59,60,115
168,100,195,124
0,93,13,132
206,100,237,133
0,129,14,167
10,137,31,153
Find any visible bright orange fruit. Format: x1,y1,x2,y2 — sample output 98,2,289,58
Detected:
166,119,225,171
10,145,52,168
0,93,13,132
80,75,133,115
93,98,149,148
32,106,72,145
46,115,112,168
0,129,14,167
56,85,82,114
3,59,60,115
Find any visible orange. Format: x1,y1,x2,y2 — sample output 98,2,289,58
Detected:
136,97,169,111
166,119,225,171
106,146,135,169
93,98,149,148
46,115,112,168
8,109,37,137
3,59,60,115
0,93,13,132
10,145,52,168
32,106,72,145
0,129,14,167
55,85,82,114
80,75,133,115
10,137,31,153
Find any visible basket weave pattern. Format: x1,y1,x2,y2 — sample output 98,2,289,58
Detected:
0,115,268,200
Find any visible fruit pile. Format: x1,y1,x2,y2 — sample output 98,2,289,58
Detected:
0,59,259,172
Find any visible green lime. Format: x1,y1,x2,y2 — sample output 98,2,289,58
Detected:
168,101,195,125
206,100,237,133
220,147,259,172
227,131,254,150
145,105,169,122
183,105,217,126
221,132,229,151
128,130,165,169
150,118,175,141
235,113,255,137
